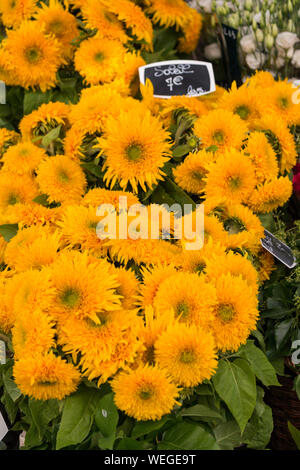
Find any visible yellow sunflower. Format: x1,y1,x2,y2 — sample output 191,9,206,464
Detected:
81,0,128,43
0,278,16,333
0,0,37,28
161,95,209,122
173,150,214,195
9,268,56,318
218,81,261,127
59,204,109,256
193,109,248,150
146,0,192,30
4,226,61,272
255,249,276,283
248,177,293,213
19,101,70,141
221,203,264,254
2,203,62,230
100,0,153,48
137,306,172,365
0,235,6,264
180,238,226,274
205,252,259,294
14,353,81,400
256,81,299,126
2,21,63,91
99,109,171,192
36,154,86,204
209,273,259,352
74,36,126,85
246,70,275,89
153,272,217,329
137,264,178,309
83,187,140,210
0,129,20,158
1,140,47,176
204,148,257,204
12,308,55,360
34,0,79,60
0,173,38,210
109,265,140,310
155,322,217,387
111,365,180,421
254,114,297,174
48,251,121,323
178,9,203,53
244,131,279,184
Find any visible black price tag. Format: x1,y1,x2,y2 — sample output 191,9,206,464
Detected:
261,229,297,269
221,24,242,88
139,60,216,99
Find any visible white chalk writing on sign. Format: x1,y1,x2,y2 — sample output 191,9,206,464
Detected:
153,64,194,77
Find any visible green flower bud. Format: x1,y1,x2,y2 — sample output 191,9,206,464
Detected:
252,19,257,31
265,34,274,50
255,29,264,43
288,0,293,13
245,0,252,11
272,24,278,37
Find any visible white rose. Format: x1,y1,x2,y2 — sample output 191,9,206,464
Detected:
240,34,256,54
292,49,300,67
245,52,266,70
204,42,222,60
278,46,294,58
254,12,261,23
276,32,299,50
197,0,212,12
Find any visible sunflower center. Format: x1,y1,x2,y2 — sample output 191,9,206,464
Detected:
278,96,289,109
88,220,98,230
138,386,154,400
85,311,109,328
144,345,155,365
10,0,16,8
228,176,241,190
224,217,246,234
126,144,143,162
180,348,195,364
235,105,250,120
95,52,104,62
218,303,235,323
176,301,189,319
192,171,204,181
37,380,58,386
60,287,81,308
8,193,20,205
213,131,224,144
25,46,42,64
49,20,64,37
194,262,205,274
58,169,70,183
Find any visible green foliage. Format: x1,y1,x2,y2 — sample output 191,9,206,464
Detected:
288,422,300,449
0,224,18,242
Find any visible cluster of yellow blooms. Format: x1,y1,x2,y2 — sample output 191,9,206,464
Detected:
0,1,298,422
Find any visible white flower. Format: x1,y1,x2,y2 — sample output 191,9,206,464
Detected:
276,32,299,50
240,34,256,54
275,56,285,69
292,49,300,67
245,52,266,70
197,0,212,12
204,42,222,60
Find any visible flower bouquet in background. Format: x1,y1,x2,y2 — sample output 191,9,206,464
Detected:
195,0,300,80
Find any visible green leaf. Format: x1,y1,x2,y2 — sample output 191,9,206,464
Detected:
213,421,242,450
172,144,190,159
212,359,256,433
41,125,61,148
23,90,53,115
94,393,118,437
81,162,104,179
239,341,280,386
195,383,213,395
3,372,22,402
288,422,300,450
116,437,144,450
158,422,219,450
56,388,102,449
28,399,60,441
274,319,293,350
98,433,116,450
33,194,49,207
295,375,300,400
1,389,18,424
242,387,273,449
178,404,222,420
131,416,170,439
0,224,18,242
